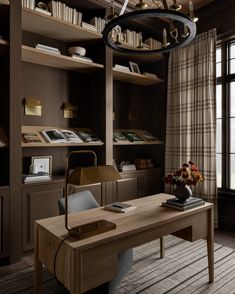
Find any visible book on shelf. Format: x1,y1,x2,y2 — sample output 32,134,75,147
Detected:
22,132,42,144
104,202,136,213
162,197,205,211
70,54,93,63
22,172,51,183
77,130,101,143
35,7,52,16
122,131,144,142
114,64,130,73
22,0,35,9
89,17,106,33
41,129,83,143
113,131,130,143
81,21,97,32
35,43,61,54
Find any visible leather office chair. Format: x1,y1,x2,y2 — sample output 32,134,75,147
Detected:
58,190,133,293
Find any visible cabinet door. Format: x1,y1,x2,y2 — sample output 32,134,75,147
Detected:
22,182,65,251
68,183,102,206
142,169,162,196
116,178,137,202
0,187,9,259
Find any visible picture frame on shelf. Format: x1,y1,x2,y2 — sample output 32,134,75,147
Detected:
129,61,140,74
31,155,52,176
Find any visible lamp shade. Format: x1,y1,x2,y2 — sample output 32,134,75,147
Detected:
68,165,122,185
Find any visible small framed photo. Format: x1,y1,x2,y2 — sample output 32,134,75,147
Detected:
31,156,52,175
129,62,140,74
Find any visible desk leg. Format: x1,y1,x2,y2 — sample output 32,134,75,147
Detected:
160,236,165,258
207,207,214,283
34,224,42,294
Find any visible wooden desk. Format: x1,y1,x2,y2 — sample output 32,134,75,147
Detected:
34,193,214,293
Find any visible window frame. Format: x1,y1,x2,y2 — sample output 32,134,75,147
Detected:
217,38,235,192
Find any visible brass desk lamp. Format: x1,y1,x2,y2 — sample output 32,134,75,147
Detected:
65,150,121,237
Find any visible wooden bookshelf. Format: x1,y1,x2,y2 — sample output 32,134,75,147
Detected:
113,69,163,86
22,45,104,72
22,7,101,42
22,125,104,147
0,0,9,5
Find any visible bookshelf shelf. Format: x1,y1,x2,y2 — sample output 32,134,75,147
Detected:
22,125,104,147
0,0,9,5
113,69,163,86
22,45,104,72
22,8,101,42
113,141,163,146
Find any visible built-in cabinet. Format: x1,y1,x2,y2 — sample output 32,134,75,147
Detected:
1,0,167,262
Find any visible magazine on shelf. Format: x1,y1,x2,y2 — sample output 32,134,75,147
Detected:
22,132,42,144
122,131,144,142
113,131,130,143
77,130,101,143
41,129,83,143
104,202,136,213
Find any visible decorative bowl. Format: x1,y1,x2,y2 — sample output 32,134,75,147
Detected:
68,46,86,56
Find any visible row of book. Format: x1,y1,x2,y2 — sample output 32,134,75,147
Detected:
113,28,162,50
22,129,102,144
113,131,160,143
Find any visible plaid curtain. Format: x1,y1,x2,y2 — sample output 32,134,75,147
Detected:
165,29,217,226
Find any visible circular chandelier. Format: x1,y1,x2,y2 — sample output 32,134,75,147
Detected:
102,0,198,55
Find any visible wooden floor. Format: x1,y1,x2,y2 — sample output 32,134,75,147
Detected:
0,229,235,277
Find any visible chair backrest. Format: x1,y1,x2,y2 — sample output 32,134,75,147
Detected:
58,190,100,215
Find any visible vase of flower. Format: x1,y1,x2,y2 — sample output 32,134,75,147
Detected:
164,161,204,202
173,183,192,202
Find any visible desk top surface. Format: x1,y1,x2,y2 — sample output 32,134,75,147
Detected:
36,193,213,249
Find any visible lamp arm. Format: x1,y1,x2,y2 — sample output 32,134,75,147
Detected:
120,0,129,15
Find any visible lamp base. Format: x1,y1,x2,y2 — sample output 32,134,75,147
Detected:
67,219,116,239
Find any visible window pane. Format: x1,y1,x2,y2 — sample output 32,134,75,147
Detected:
216,84,222,118
216,62,221,77
216,47,221,62
216,154,222,188
230,154,235,190
230,118,235,153
216,119,222,153
230,42,235,59
229,58,235,74
230,81,235,117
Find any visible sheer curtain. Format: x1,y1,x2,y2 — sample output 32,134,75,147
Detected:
165,29,217,225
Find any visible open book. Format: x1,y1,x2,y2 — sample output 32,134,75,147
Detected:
41,129,83,143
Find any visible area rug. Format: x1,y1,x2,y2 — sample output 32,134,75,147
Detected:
0,235,235,294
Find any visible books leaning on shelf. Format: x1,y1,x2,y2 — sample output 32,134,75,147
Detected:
22,172,51,183
22,132,42,144
162,197,205,211
77,130,101,143
104,202,136,213
41,129,83,143
122,131,144,142
113,131,130,143
35,43,61,55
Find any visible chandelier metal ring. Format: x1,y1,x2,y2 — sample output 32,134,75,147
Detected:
102,8,197,55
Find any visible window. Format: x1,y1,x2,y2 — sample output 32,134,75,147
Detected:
216,40,235,190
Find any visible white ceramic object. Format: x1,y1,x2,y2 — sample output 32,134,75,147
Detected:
68,46,86,56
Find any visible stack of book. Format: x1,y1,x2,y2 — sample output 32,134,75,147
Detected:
71,54,93,63
114,64,130,72
35,44,60,55
89,17,106,33
23,172,51,183
81,22,97,32
162,197,205,211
